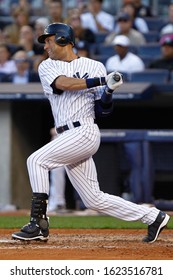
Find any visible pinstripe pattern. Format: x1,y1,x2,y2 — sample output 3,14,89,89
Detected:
65,159,159,224
38,57,105,127
26,55,160,225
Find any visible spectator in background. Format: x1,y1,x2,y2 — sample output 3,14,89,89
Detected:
67,9,95,44
148,33,173,73
33,17,49,70
18,25,45,70
80,0,114,33
122,0,152,17
34,17,50,42
105,35,145,75
30,0,45,16
10,0,31,14
2,6,30,45
159,3,173,36
105,12,146,46
132,0,153,17
0,0,31,16
0,43,17,75
1,50,40,83
0,28,23,58
74,40,90,58
122,3,149,33
47,0,65,23
77,0,89,14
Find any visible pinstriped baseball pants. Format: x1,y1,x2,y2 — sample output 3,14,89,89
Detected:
27,123,160,225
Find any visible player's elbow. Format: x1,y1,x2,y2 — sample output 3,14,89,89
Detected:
57,82,69,91
55,76,70,91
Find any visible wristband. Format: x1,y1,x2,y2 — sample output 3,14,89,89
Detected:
101,86,113,103
86,77,106,88
105,85,114,94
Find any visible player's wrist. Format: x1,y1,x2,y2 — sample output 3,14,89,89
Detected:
105,86,114,95
86,77,106,88
101,87,113,103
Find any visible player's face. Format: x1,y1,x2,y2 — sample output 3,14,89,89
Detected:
44,36,65,60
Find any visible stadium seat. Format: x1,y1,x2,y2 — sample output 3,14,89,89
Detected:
95,32,109,43
91,54,108,65
0,73,8,82
142,31,159,43
140,55,159,67
129,69,169,84
95,44,115,56
95,44,138,57
128,45,138,54
144,17,166,31
88,43,98,56
137,43,161,58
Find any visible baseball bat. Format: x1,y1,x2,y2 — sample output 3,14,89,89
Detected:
113,73,121,82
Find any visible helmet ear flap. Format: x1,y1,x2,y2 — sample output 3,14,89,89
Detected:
55,34,69,46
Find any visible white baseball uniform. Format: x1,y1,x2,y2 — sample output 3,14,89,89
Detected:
27,56,160,225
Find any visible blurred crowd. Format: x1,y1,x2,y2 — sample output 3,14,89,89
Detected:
0,0,173,84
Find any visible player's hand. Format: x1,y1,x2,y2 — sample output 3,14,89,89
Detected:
106,72,123,92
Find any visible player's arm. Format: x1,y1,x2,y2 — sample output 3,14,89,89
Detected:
95,72,123,117
52,72,122,92
52,75,106,91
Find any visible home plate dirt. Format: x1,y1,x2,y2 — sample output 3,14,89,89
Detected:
0,229,172,260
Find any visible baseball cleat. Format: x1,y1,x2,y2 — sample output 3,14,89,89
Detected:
12,220,49,241
142,211,170,243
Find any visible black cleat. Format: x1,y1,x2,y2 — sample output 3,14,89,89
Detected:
12,219,49,241
143,211,170,243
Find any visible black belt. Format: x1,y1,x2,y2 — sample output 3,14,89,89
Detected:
56,121,81,134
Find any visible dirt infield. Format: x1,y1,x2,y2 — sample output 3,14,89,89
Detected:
0,228,173,260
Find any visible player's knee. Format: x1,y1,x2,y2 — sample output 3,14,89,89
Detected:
84,195,104,210
27,154,34,168
27,152,39,168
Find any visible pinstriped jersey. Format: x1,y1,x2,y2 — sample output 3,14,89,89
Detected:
38,56,106,127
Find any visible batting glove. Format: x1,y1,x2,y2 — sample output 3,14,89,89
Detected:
106,71,123,93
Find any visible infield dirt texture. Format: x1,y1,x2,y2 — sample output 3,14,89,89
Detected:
0,228,173,260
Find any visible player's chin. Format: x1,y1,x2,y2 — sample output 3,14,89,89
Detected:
47,52,54,60
49,55,58,61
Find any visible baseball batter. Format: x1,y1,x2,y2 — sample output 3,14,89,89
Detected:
12,23,169,243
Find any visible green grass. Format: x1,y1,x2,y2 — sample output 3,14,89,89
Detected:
0,215,173,229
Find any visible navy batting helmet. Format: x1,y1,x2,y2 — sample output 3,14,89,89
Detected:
38,22,75,46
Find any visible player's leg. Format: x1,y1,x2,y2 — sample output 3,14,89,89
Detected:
65,157,170,243
12,124,100,241
12,192,49,241
26,125,100,194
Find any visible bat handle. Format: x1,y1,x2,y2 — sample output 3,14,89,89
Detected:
114,73,121,82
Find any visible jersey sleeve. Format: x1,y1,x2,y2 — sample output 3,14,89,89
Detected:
38,59,63,95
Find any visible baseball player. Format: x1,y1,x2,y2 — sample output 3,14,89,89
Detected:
12,23,169,243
